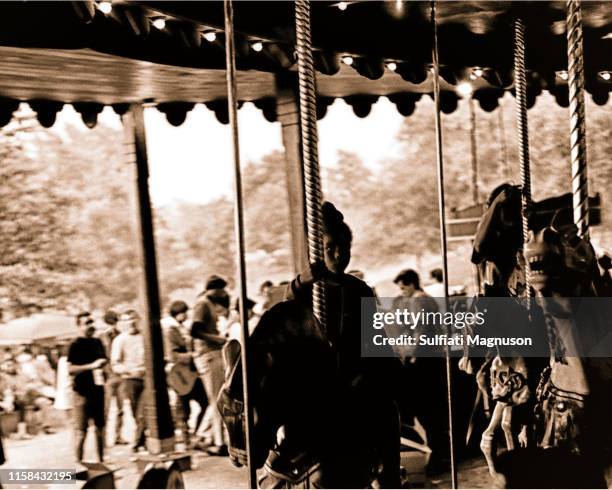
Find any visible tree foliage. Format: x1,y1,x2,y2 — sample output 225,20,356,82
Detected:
1,93,610,316
0,127,77,314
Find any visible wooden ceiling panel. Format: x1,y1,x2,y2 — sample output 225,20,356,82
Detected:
0,47,276,104
0,1,607,119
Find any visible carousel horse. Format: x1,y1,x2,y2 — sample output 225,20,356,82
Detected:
517,211,612,488
465,184,612,487
462,184,549,485
218,299,400,488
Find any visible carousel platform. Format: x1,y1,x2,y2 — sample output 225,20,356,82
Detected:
1,426,496,489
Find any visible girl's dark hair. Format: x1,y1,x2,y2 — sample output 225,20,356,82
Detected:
169,300,189,318
394,269,421,290
104,310,118,325
322,201,352,243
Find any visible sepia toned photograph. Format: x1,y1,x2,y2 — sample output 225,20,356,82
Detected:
0,1,610,488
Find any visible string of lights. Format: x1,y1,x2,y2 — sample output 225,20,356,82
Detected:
90,0,610,98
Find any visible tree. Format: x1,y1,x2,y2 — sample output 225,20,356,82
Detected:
2,93,609,315
156,197,236,302
0,125,78,314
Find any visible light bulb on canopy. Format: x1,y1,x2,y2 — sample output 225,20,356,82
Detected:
98,1,112,14
203,31,217,42
337,2,348,11
152,18,166,30
384,0,405,19
599,71,611,81
386,62,397,72
341,55,354,66
456,82,474,97
252,41,264,52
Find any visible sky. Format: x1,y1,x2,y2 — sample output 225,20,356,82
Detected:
79,97,407,207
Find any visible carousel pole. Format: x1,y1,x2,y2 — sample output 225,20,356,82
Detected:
430,2,457,487
223,1,257,487
468,96,479,204
497,106,510,181
566,0,590,240
513,17,532,305
123,104,175,454
294,0,327,333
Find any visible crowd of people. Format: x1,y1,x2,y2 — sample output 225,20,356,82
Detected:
1,202,458,482
0,344,58,440
58,274,283,466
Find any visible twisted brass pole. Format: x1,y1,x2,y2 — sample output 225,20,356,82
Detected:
566,0,590,240
514,17,532,305
295,0,327,333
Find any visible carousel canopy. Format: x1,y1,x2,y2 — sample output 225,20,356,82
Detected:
0,1,609,127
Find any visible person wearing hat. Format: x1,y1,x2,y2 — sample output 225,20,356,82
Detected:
190,285,230,456
204,275,228,292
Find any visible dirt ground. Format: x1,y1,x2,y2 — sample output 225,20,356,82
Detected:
0,429,497,489
0,402,496,489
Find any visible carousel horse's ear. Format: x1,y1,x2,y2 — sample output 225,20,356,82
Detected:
223,339,242,378
322,201,344,224
487,182,514,207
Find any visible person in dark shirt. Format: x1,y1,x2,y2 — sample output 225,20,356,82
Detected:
67,312,107,464
286,202,401,488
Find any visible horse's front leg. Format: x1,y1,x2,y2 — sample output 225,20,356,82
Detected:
500,405,515,451
517,424,529,448
481,402,507,487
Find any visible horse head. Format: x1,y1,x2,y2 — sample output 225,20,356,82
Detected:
218,337,271,469
217,300,334,471
524,210,612,458
525,209,597,300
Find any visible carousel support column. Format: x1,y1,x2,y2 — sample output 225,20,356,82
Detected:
566,0,590,240
123,105,175,455
276,72,309,274
431,1,457,487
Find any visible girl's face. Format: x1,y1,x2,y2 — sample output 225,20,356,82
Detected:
323,233,351,274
